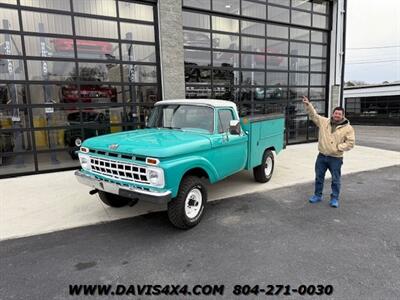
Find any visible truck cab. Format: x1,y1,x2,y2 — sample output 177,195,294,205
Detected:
75,99,285,228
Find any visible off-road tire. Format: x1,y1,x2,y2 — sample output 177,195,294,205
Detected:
253,149,275,183
167,176,207,229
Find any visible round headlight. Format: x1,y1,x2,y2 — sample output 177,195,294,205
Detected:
78,154,90,170
148,170,160,185
147,168,164,187
75,138,82,147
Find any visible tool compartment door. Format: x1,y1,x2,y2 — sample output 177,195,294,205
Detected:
241,114,285,169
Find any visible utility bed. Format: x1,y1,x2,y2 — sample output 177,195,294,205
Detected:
241,113,285,170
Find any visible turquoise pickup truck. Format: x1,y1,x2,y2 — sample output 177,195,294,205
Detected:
75,99,285,229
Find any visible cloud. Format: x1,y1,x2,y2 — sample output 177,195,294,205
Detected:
345,0,400,83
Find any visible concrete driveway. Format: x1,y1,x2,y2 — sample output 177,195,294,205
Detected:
1,142,399,240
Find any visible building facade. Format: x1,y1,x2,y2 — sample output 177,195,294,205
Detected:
0,0,345,177
344,83,400,126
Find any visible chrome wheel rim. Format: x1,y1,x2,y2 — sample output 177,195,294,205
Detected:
75,138,82,147
264,156,273,177
185,188,202,219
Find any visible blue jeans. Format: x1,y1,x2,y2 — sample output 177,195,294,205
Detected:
314,153,343,200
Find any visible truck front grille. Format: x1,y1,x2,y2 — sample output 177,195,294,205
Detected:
88,148,146,162
89,156,149,184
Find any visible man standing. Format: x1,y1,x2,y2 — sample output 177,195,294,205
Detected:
302,96,355,208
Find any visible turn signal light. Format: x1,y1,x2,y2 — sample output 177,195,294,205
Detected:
80,147,89,153
146,157,159,165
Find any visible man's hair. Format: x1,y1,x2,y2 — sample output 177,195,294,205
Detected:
333,106,345,114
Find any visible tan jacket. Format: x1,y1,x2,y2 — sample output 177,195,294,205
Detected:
306,103,355,157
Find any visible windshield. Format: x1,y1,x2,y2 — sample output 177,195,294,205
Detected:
148,104,214,133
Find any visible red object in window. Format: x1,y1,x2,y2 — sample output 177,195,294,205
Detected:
61,85,117,110
53,39,112,54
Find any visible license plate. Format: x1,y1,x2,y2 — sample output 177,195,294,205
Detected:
95,180,119,194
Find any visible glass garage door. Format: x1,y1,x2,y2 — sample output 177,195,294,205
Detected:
182,0,331,144
0,0,160,177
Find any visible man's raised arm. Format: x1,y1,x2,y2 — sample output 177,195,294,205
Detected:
302,96,323,127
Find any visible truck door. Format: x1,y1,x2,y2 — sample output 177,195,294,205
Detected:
209,108,248,178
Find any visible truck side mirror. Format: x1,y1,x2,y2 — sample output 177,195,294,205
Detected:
229,120,241,135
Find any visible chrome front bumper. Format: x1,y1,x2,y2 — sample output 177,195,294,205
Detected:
75,170,171,204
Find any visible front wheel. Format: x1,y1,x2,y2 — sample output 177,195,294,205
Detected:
253,150,275,183
167,176,207,229
98,191,135,208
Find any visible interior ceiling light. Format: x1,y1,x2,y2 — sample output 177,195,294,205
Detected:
225,4,231,8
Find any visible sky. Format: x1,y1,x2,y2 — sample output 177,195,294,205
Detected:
345,0,400,84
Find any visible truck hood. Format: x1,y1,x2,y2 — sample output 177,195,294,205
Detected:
82,128,212,158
